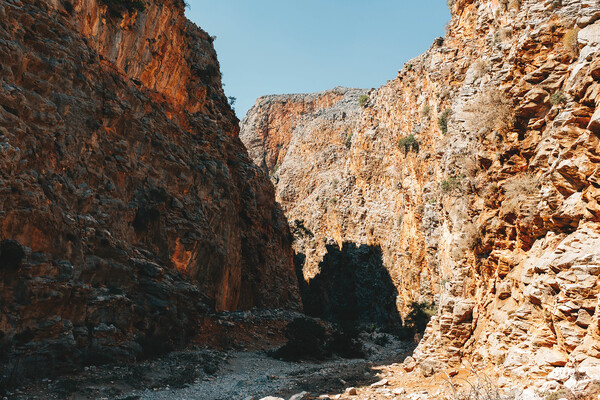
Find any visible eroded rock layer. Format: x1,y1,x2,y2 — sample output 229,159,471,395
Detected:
0,0,299,372
241,0,600,382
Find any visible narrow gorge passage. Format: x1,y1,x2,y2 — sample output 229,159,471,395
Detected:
3,0,600,398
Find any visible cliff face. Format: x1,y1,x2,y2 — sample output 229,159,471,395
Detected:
241,0,600,381
0,0,299,371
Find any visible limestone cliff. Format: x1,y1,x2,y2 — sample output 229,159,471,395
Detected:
241,0,600,382
0,0,299,372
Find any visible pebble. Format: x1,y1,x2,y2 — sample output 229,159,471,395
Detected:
370,379,389,387
289,392,311,400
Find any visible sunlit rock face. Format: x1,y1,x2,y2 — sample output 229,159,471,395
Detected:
241,0,600,381
0,0,300,371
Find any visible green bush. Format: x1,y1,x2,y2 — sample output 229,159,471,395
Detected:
359,95,369,108
420,104,431,118
438,109,451,135
398,134,419,155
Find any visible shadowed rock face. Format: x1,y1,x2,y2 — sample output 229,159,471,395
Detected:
241,0,600,383
0,0,300,372
298,243,401,331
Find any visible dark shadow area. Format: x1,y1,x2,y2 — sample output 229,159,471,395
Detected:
270,316,364,361
297,242,401,332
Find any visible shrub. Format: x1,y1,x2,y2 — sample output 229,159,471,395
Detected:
359,95,369,107
444,368,510,400
440,175,463,193
550,90,567,106
405,63,413,71
465,88,513,136
472,59,488,79
502,173,540,214
420,104,431,118
398,134,419,155
345,132,353,149
438,109,451,135
563,27,581,57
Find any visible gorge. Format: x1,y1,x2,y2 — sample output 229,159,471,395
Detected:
1,0,600,398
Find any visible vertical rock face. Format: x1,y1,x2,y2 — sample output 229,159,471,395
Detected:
0,0,299,370
241,0,600,380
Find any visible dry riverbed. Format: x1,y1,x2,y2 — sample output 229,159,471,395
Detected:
8,310,415,400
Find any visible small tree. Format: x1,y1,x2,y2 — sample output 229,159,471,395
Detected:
398,134,419,155
228,96,237,112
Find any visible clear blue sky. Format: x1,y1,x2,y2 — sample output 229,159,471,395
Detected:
186,1,450,118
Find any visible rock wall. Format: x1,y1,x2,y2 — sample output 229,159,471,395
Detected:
0,0,299,372
241,0,600,381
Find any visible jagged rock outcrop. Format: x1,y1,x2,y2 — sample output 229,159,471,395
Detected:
241,0,600,384
0,0,299,373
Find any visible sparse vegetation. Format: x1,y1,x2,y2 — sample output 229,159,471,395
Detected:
228,96,237,111
405,63,413,71
421,104,431,118
444,366,510,400
438,109,451,135
550,90,567,106
345,132,354,149
502,173,540,214
563,27,581,57
359,95,369,108
440,175,464,193
472,59,488,79
398,134,419,155
465,88,514,137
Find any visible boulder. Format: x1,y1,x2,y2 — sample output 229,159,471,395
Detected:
534,347,568,367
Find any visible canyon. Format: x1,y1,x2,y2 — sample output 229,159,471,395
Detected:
1,0,600,398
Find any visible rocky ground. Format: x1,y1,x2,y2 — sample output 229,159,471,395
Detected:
8,310,415,400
